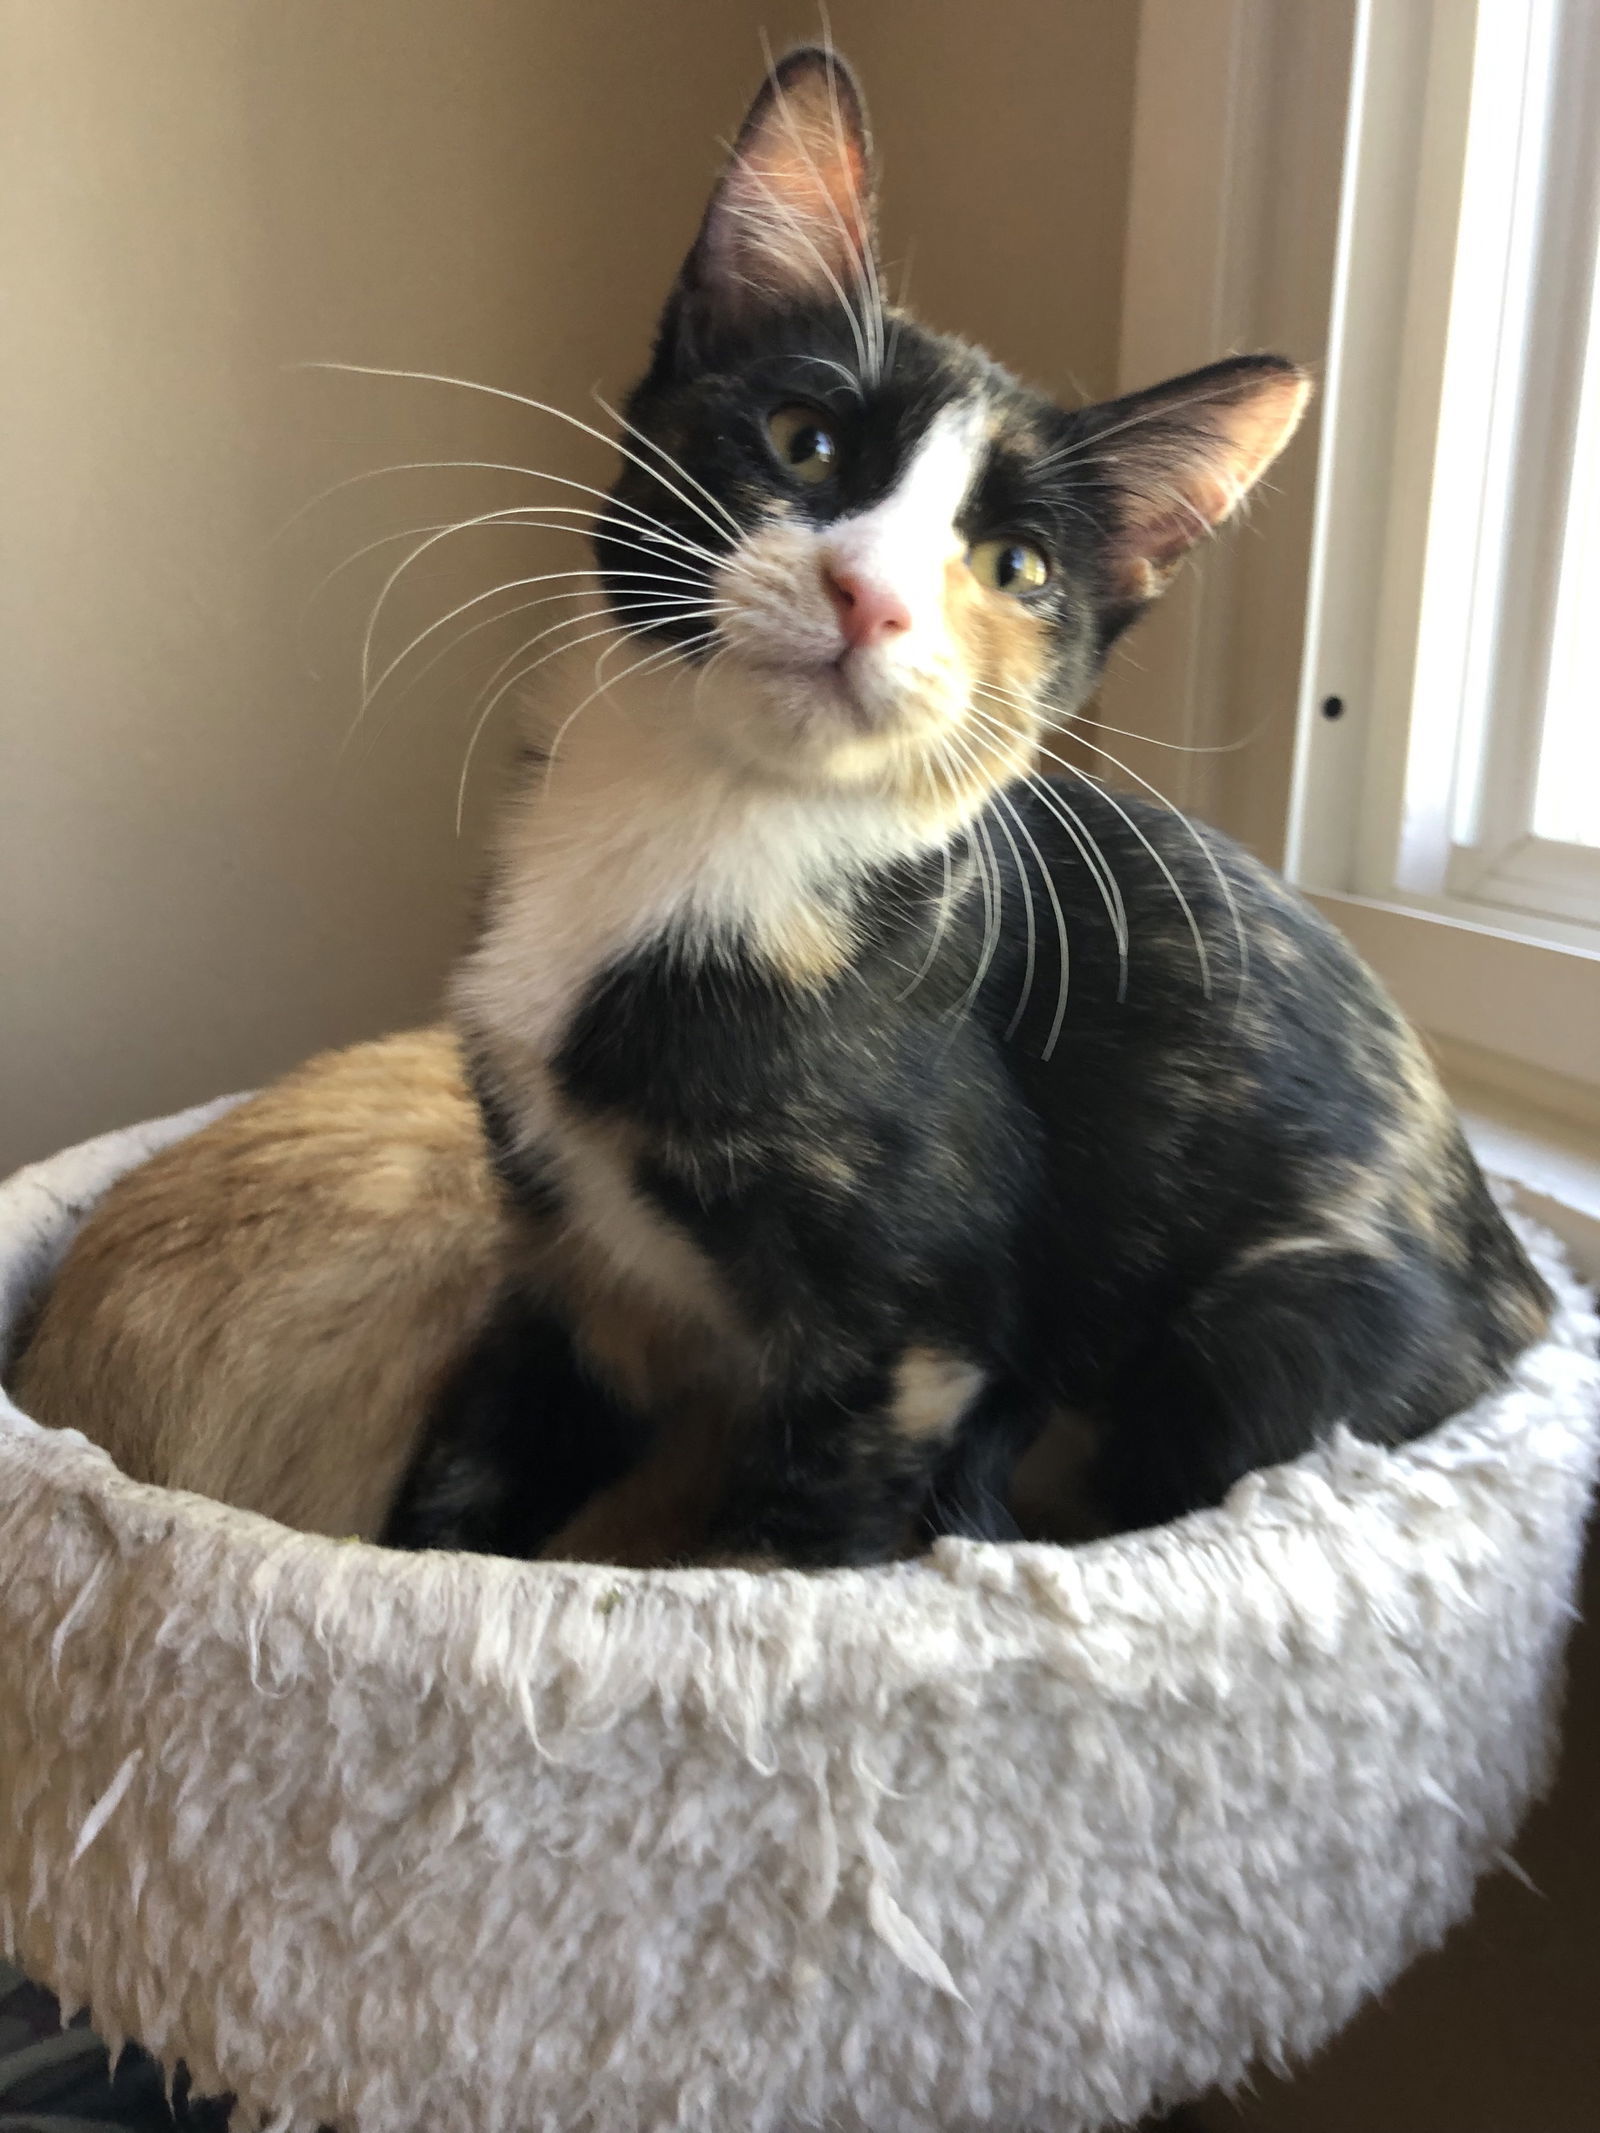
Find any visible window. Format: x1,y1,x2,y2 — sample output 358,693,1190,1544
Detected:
1285,0,1600,1097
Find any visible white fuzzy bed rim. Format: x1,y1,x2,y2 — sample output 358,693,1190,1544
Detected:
0,1106,1596,2133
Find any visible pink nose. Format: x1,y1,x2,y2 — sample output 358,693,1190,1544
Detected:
823,564,912,652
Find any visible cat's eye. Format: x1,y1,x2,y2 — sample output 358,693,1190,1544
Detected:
968,538,1051,596
766,405,839,485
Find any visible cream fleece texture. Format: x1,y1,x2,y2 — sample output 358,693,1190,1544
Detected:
1,1105,1596,2133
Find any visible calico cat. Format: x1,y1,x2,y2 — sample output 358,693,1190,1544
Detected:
15,47,1549,1570
388,47,1551,1565
14,1029,508,1540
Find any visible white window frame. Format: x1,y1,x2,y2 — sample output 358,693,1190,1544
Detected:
1290,0,1600,940
1112,0,1600,1110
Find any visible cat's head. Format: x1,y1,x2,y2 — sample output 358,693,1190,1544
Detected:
595,47,1308,819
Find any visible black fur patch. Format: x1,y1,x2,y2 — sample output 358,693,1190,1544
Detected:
511,780,1546,1559
394,49,1549,1567
383,1290,647,1557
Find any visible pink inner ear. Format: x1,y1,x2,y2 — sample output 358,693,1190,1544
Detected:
1115,368,1311,595
705,67,873,310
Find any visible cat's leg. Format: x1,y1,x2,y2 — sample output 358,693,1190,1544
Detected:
703,1345,994,1567
1090,1245,1469,1532
918,1377,1053,1543
381,1288,650,1557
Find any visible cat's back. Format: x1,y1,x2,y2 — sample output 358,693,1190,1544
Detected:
14,1027,509,1538
997,780,1550,1403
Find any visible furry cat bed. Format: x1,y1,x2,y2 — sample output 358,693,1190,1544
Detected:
0,1105,1596,2133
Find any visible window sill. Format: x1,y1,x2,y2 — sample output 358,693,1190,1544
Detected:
1450,1071,1600,1286
1307,889,1600,1091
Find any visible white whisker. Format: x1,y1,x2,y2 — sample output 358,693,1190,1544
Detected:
816,15,885,377
354,497,716,721
348,581,723,763
893,821,960,1004
363,561,706,719
524,626,722,813
992,782,1071,1056
961,708,1130,1002
937,730,1008,1024
460,594,729,749
784,352,866,404
302,507,684,641
971,683,1237,1004
299,361,739,554
452,605,725,827
272,459,721,567
986,800,1035,1042
455,611,724,831
1053,717,1248,1004
1079,712,1269,757
719,185,871,377
591,389,745,542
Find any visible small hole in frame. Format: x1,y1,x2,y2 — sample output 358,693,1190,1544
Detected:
1321,695,1346,721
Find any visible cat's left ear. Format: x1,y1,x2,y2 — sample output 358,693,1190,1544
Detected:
1079,355,1313,614
655,46,878,372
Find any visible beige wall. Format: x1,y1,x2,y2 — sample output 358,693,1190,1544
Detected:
8,17,1595,2128
0,0,1137,1173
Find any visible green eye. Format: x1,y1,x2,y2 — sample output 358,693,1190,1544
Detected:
767,405,839,484
968,538,1051,595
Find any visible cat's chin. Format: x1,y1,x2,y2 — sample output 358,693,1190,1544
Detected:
696,648,959,794
731,647,879,728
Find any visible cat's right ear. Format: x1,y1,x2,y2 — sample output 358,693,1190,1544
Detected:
652,47,878,376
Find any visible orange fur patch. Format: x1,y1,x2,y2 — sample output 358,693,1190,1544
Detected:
14,1029,510,1540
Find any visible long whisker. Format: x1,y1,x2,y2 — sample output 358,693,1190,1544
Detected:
301,499,718,598
461,595,730,751
354,503,587,712
973,695,1207,1001
589,597,730,688
689,638,737,723
299,361,739,554
937,731,1013,1026
986,800,1034,1042
309,504,690,626
894,820,961,1004
456,612,724,830
930,709,1072,1052
927,730,1002,1032
348,582,722,762
961,715,1129,1002
966,811,1004,1026
299,518,467,675
992,780,1071,1056
590,389,744,543
1052,717,1249,1003
718,185,870,377
1020,765,1130,1001
523,626,722,814
364,559,707,717
883,236,915,374
971,684,1239,1003
271,459,722,566
356,501,714,718
783,352,866,405
1081,711,1271,757
1041,741,1210,997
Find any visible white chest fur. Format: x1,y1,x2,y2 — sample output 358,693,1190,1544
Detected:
450,666,949,1391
